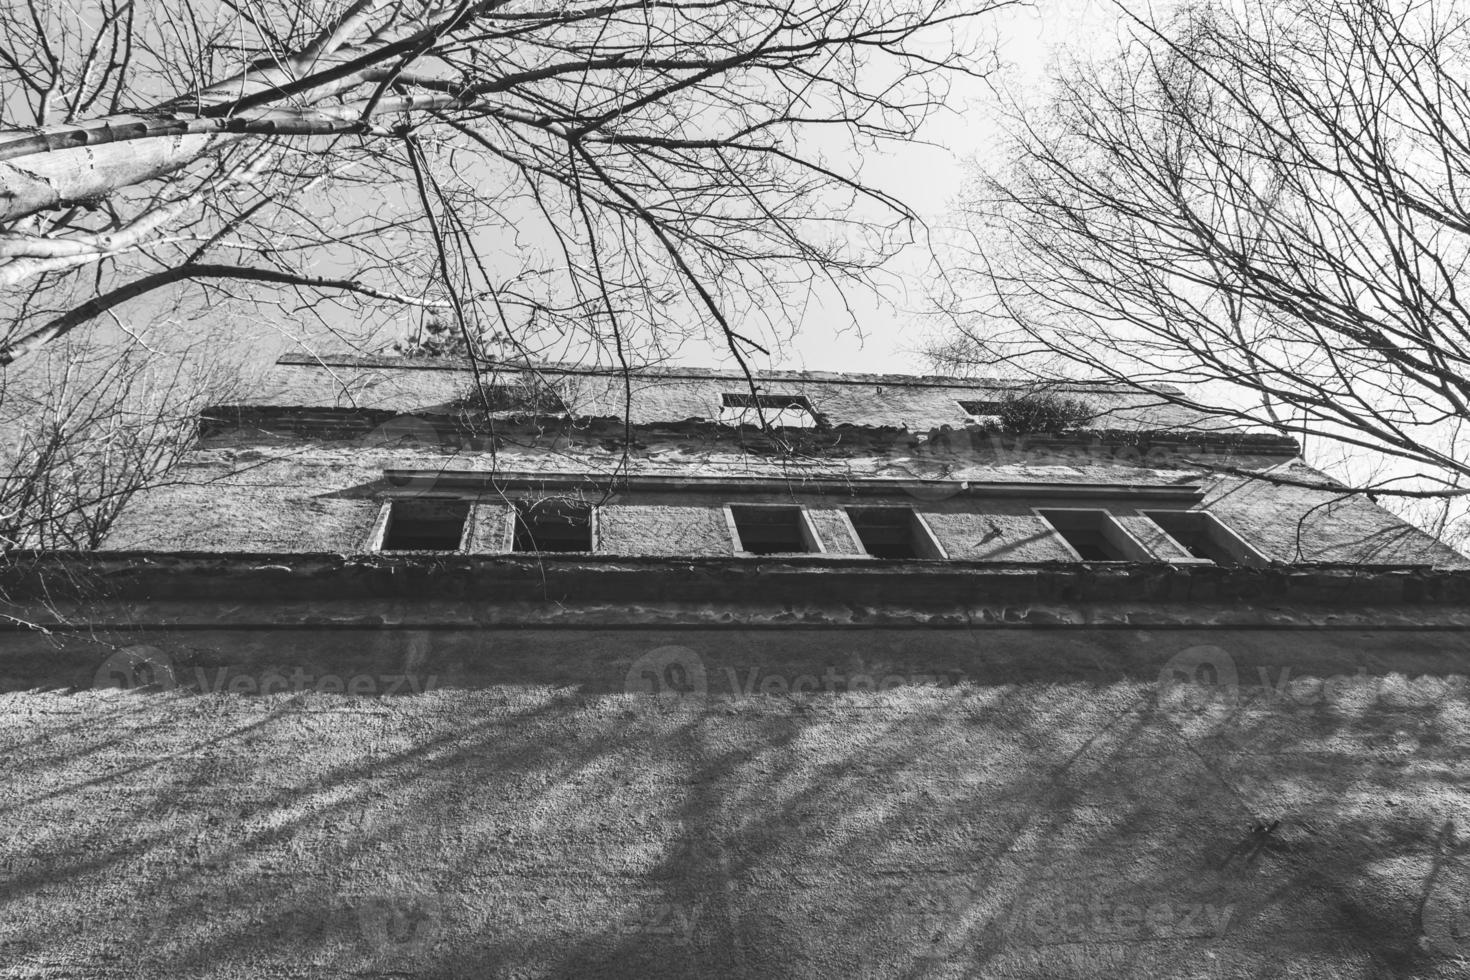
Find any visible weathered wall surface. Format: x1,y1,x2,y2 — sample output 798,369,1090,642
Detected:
102,433,1468,567
8,622,1470,694
255,354,1230,431
102,354,1454,565
3,624,1469,979
1199,459,1455,565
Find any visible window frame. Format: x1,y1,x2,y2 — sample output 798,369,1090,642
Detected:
724,503,827,556
842,506,949,560
717,392,819,428
1035,507,1154,562
505,498,599,554
1143,510,1267,567
956,399,1004,423
369,497,474,552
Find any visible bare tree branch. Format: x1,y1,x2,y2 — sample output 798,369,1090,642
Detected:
932,0,1470,531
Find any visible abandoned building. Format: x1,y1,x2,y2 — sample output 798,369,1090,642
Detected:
5,353,1470,977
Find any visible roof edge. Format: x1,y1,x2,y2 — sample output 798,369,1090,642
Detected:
200,405,1302,456
274,352,1187,395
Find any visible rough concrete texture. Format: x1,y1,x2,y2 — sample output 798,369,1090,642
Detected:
254,354,1234,432
12,556,1470,632
3,626,1470,978
102,432,1467,567
11,357,1469,980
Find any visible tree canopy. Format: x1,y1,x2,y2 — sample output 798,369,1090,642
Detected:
934,0,1470,544
1,0,1003,368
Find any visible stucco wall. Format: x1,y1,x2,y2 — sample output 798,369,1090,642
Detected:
3,624,1470,978
90,357,1468,566
103,434,1467,567
254,355,1228,432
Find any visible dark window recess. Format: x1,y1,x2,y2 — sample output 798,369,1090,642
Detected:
514,500,592,552
957,399,1004,416
480,381,567,414
382,499,469,551
848,507,926,559
721,392,815,412
1055,528,1117,561
1147,511,1247,566
1039,509,1137,561
730,505,815,555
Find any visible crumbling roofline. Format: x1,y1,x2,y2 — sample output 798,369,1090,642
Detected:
274,352,1186,395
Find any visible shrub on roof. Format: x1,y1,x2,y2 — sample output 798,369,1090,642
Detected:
452,372,570,415
997,390,1096,433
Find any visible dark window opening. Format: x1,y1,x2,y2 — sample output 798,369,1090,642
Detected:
847,507,943,559
721,392,815,412
957,399,1004,417
1146,511,1250,567
382,499,469,551
730,505,815,555
481,381,567,414
1040,509,1138,561
1055,528,1117,561
514,500,593,553
719,392,818,428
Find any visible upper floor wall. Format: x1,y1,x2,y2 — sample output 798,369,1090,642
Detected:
89,354,1466,569
102,433,1469,568
250,354,1244,433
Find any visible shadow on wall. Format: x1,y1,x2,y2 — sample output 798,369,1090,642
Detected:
11,625,1470,696
1,627,1469,978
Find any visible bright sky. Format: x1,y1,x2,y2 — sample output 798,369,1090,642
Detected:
747,0,1148,376
98,1,1153,379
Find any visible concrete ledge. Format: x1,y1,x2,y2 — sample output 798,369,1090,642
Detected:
198,405,1301,458
4,553,1468,619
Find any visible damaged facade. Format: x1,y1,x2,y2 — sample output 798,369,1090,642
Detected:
97,351,1470,568
7,351,1467,689
6,354,1470,978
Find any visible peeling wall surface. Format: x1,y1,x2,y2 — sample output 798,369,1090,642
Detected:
255,354,1234,430
100,356,1466,568
8,357,1470,980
